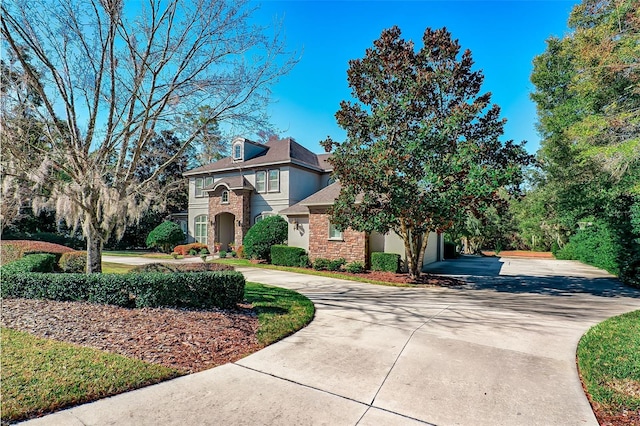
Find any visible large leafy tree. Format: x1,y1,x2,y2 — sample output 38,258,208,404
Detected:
1,0,295,272
530,0,639,277
322,26,531,279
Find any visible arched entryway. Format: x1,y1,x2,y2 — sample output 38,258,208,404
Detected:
215,212,235,251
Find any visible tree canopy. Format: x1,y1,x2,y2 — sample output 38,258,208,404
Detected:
529,0,639,282
1,0,295,272
322,26,531,278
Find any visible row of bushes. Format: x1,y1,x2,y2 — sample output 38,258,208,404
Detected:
268,244,400,273
1,270,245,310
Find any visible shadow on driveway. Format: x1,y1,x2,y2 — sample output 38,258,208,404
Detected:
424,255,640,299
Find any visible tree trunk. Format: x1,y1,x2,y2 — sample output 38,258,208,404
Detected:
86,228,103,273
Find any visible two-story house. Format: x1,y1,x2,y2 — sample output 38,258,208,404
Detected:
183,136,443,268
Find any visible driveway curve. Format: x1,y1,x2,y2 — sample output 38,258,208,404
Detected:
25,256,640,426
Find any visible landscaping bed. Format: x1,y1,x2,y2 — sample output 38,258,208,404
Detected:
2,298,260,374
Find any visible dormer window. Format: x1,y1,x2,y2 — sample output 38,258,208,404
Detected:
232,142,242,161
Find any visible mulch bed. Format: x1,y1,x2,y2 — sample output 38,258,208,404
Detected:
1,298,261,374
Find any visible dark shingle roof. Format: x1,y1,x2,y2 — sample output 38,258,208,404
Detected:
184,137,331,176
280,182,342,215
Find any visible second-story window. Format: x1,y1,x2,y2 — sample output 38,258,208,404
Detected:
195,178,204,197
221,190,229,204
268,169,280,192
255,171,266,193
205,177,213,188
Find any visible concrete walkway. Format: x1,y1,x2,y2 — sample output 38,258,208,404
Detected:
24,256,640,425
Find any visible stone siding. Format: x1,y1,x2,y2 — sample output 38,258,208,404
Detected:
208,187,251,248
308,207,367,264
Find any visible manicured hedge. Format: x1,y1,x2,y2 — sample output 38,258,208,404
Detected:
172,243,209,256
0,253,58,274
271,245,307,267
0,240,75,265
58,251,87,273
0,271,245,310
312,257,345,271
243,215,288,261
371,252,400,273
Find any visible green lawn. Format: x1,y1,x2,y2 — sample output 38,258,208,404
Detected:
1,280,314,424
577,310,640,416
1,328,179,424
245,281,315,345
102,262,137,273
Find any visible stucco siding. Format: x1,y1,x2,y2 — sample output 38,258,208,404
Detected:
286,215,309,252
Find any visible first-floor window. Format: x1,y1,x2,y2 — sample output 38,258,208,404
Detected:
329,223,343,240
194,215,208,244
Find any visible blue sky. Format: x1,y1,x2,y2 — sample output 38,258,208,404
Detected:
251,0,579,155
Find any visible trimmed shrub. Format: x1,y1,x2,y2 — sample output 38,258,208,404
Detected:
371,252,400,273
0,240,75,266
199,248,209,255
1,253,58,274
146,221,185,253
271,245,307,267
243,215,287,261
312,258,331,271
0,271,245,309
345,261,365,273
59,251,87,273
328,258,346,271
172,243,209,256
218,250,227,258
298,255,309,268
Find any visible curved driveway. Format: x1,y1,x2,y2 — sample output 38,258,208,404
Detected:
27,256,640,426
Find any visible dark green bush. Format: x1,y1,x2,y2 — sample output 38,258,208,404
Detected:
243,215,287,261
371,252,400,273
58,251,87,273
298,255,309,268
312,258,331,271
345,261,365,273
328,258,346,271
556,220,620,274
0,271,245,309
146,221,185,253
271,245,307,267
218,250,227,258
1,253,58,274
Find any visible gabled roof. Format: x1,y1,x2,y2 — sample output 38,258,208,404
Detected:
184,137,332,176
280,182,342,215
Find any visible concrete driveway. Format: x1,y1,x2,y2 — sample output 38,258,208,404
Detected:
25,256,640,426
